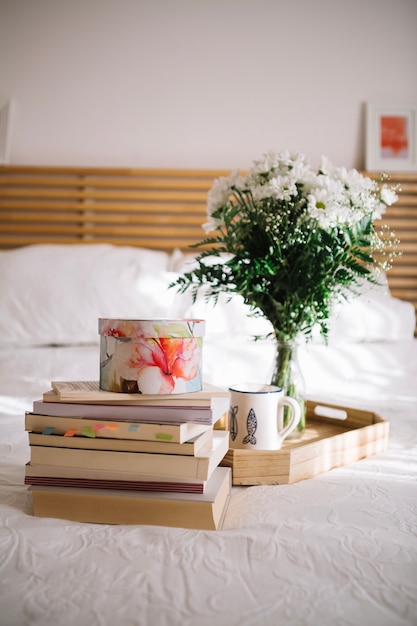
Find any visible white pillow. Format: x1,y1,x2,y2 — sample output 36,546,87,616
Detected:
183,290,273,338
324,279,416,343
3,244,413,348
0,244,180,347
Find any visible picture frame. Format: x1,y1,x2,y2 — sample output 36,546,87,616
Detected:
365,103,417,172
0,99,14,164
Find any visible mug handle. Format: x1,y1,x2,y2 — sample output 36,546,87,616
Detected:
277,396,301,440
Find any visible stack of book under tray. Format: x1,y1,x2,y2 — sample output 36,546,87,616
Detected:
25,381,231,530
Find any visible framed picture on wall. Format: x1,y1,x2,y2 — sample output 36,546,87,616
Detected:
0,99,14,164
366,103,417,172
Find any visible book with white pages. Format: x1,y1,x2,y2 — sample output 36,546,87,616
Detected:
25,462,212,494
30,466,232,530
48,380,229,405
27,427,213,456
25,412,212,444
33,395,229,426
29,431,229,481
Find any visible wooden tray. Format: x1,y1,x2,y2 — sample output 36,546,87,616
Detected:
220,400,389,485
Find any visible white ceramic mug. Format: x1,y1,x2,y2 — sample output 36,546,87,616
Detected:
228,383,301,450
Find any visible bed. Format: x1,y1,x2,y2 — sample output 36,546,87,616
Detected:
1,167,417,626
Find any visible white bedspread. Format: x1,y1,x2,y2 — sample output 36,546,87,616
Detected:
1,244,416,625
1,339,417,626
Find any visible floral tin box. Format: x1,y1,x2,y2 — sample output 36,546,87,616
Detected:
98,318,206,395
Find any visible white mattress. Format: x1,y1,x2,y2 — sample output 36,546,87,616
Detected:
1,244,416,625
1,339,416,626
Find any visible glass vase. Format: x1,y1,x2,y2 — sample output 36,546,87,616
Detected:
271,340,306,436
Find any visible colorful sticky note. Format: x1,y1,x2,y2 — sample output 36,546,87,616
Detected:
128,424,139,432
64,429,77,437
81,427,97,438
155,433,174,441
42,427,54,435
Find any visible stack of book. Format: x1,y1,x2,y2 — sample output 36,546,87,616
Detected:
25,381,231,530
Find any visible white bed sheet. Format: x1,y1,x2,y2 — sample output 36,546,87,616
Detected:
1,338,417,626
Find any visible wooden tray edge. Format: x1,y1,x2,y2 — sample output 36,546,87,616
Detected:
221,400,389,485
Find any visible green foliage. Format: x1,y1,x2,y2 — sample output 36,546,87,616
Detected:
172,152,400,342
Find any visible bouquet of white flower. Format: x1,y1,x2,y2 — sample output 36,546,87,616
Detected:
172,150,400,432
174,150,399,343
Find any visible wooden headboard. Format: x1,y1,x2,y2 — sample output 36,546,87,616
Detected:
0,165,229,251
0,165,416,328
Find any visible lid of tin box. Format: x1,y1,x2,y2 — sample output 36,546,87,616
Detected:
98,318,205,339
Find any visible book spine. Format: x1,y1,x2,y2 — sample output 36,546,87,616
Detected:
24,462,207,484
25,475,205,494
50,381,228,402
29,467,231,529
33,400,214,425
27,431,213,456
25,413,210,444
29,445,208,479
30,487,219,530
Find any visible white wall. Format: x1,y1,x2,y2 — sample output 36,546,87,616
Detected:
0,0,416,170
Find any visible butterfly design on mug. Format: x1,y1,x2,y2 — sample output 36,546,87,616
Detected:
243,408,257,445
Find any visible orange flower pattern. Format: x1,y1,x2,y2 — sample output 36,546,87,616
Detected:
99,319,205,394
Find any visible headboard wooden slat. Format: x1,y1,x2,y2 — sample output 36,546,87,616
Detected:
0,224,205,238
0,201,211,214
0,177,218,190
1,165,416,330
0,235,208,249
1,189,209,201
2,213,204,225
0,165,231,252
0,165,229,177
367,172,417,330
